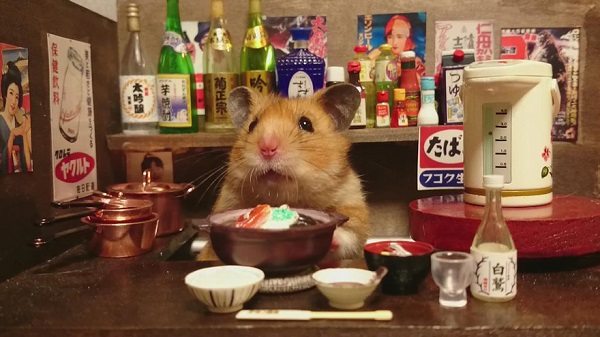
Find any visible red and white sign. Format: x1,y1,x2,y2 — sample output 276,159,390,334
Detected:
417,125,464,190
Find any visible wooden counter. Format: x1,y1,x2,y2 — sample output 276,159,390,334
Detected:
0,231,599,337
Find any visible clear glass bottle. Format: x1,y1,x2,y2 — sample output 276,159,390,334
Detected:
417,76,439,125
353,45,375,128
157,0,198,134
470,174,518,302
119,3,158,134
240,0,275,95
204,0,239,132
275,27,325,98
347,61,367,129
374,44,396,109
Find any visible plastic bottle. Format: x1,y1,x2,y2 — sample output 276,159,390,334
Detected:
276,27,325,98
240,0,276,94
392,88,408,128
398,51,420,126
204,0,239,132
417,76,439,125
347,61,367,128
325,66,345,87
119,3,158,134
375,90,390,128
157,0,198,133
374,44,396,109
353,45,375,128
470,175,517,302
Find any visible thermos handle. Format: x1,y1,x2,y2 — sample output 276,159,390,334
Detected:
550,78,560,118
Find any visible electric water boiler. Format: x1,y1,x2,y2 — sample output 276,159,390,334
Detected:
462,60,560,207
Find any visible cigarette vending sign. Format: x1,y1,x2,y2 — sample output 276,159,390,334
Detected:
47,33,97,201
417,125,464,190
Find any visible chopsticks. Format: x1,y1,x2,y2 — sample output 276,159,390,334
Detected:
236,309,393,321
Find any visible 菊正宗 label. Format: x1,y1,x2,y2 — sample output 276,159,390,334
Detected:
204,72,238,125
156,74,192,127
119,75,158,123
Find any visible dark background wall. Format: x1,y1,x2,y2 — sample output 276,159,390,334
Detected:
0,0,119,280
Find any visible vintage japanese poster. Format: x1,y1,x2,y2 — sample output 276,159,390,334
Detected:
501,27,580,141
47,33,97,201
182,21,209,118
417,125,464,190
357,12,427,76
0,43,31,175
434,20,494,80
262,15,327,63
126,151,173,183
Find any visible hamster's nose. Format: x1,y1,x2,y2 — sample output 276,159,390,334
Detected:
259,136,279,160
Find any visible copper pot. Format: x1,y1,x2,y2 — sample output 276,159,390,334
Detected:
106,170,193,236
81,213,159,257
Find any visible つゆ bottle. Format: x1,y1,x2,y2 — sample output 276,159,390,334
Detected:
157,0,198,134
204,0,239,132
470,175,518,302
240,0,275,94
119,3,158,134
275,27,325,98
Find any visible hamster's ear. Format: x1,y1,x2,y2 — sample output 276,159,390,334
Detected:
227,86,258,129
316,83,360,131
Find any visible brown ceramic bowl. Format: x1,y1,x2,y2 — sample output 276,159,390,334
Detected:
207,208,348,275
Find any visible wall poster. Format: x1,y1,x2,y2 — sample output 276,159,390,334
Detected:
47,33,97,201
0,43,31,175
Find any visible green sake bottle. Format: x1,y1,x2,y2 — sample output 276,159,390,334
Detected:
240,0,276,94
157,0,199,134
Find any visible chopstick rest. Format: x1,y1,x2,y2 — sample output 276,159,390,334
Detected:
235,309,393,321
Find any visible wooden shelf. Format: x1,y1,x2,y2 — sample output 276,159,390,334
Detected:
106,127,419,151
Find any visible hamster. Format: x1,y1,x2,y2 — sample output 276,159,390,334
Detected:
211,83,370,260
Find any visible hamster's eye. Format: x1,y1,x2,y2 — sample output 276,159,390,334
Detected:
298,116,314,132
248,118,258,133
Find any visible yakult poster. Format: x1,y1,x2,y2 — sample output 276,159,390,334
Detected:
47,33,97,201
500,28,580,142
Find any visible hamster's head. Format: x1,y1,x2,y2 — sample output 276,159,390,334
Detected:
225,84,360,205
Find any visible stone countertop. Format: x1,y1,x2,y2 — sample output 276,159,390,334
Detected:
1,229,600,337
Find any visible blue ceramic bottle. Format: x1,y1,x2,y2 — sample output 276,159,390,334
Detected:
276,27,325,97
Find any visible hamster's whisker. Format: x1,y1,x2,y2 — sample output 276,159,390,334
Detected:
188,164,227,187
195,168,228,205
299,158,336,180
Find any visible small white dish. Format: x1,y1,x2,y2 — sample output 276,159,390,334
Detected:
312,268,385,310
185,265,265,313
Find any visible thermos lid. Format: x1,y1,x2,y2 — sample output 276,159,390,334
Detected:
464,59,552,79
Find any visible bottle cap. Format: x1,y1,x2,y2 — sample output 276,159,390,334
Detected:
377,90,389,102
347,61,361,73
453,49,465,63
379,44,392,52
483,175,505,189
326,66,345,83
394,88,406,100
400,51,415,59
420,76,436,90
290,27,312,41
354,45,368,53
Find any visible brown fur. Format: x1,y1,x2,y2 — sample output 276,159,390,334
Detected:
205,84,369,260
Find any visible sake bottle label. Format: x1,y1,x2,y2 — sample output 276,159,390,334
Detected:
119,75,158,123
209,28,233,51
204,72,238,125
156,74,192,127
470,243,517,300
244,26,267,49
162,31,186,53
241,71,274,94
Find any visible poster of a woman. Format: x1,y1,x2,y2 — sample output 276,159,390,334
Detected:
0,45,31,175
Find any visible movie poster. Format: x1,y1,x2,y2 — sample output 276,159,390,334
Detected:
357,12,427,76
434,20,494,79
262,15,327,62
0,43,31,175
501,27,580,141
47,33,97,201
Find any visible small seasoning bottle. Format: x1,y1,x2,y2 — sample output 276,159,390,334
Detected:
375,90,390,128
392,88,408,128
347,61,367,129
417,76,439,126
399,51,420,126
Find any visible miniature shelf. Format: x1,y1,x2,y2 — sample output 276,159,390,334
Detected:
105,127,419,151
